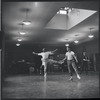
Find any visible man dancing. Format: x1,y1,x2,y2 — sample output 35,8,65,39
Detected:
62,46,81,80
32,48,57,78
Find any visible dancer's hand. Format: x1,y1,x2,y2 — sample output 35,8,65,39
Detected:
32,52,35,54
58,60,64,64
55,49,58,51
53,49,58,52
33,52,35,54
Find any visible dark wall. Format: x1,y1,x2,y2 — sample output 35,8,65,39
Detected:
72,39,99,57
4,44,66,74
5,39,99,66
4,38,99,74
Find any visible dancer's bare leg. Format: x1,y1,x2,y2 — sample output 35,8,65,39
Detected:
40,65,43,74
44,62,47,78
72,61,81,79
44,66,46,78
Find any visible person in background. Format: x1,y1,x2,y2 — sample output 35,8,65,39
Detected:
81,52,89,75
62,46,81,80
32,48,57,78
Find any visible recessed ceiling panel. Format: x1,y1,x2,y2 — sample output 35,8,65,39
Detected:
45,8,97,30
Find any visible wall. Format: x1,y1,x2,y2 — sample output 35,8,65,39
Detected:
72,39,99,57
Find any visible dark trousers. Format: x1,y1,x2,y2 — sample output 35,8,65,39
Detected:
81,61,88,75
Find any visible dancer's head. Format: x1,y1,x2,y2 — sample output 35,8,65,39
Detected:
66,46,71,51
42,48,46,52
65,43,71,51
83,52,86,56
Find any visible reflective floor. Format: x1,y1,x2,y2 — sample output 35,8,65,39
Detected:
2,71,100,99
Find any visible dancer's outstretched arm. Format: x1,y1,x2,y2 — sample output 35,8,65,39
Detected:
73,54,78,63
32,51,39,55
62,56,67,61
50,49,58,54
57,56,67,64
52,49,58,52
49,59,58,63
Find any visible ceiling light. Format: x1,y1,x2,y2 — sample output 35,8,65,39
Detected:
19,31,26,35
74,35,79,44
58,7,72,15
18,38,22,41
88,28,94,38
23,20,31,25
65,43,69,46
88,35,94,38
64,7,69,10
19,23,26,35
23,8,31,25
17,32,23,41
16,43,20,46
59,10,67,14
74,40,79,43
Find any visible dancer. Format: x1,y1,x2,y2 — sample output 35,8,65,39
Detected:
32,48,57,78
62,46,81,80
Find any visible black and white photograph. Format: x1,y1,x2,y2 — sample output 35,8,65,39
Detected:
1,0,100,99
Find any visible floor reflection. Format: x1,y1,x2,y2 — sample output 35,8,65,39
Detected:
43,77,47,98
2,72,99,99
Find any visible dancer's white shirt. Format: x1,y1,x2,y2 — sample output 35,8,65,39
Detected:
38,52,53,65
65,51,75,60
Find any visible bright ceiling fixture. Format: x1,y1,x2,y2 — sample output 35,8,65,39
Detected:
23,20,31,25
65,39,69,46
16,43,20,46
88,35,94,38
17,30,23,41
59,10,67,14
57,7,72,15
64,7,69,10
19,31,26,35
74,35,79,44
18,38,22,42
19,23,26,35
88,28,94,38
65,43,69,46
23,8,31,25
74,40,79,43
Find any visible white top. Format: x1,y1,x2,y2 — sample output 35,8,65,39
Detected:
65,51,75,60
38,51,53,61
